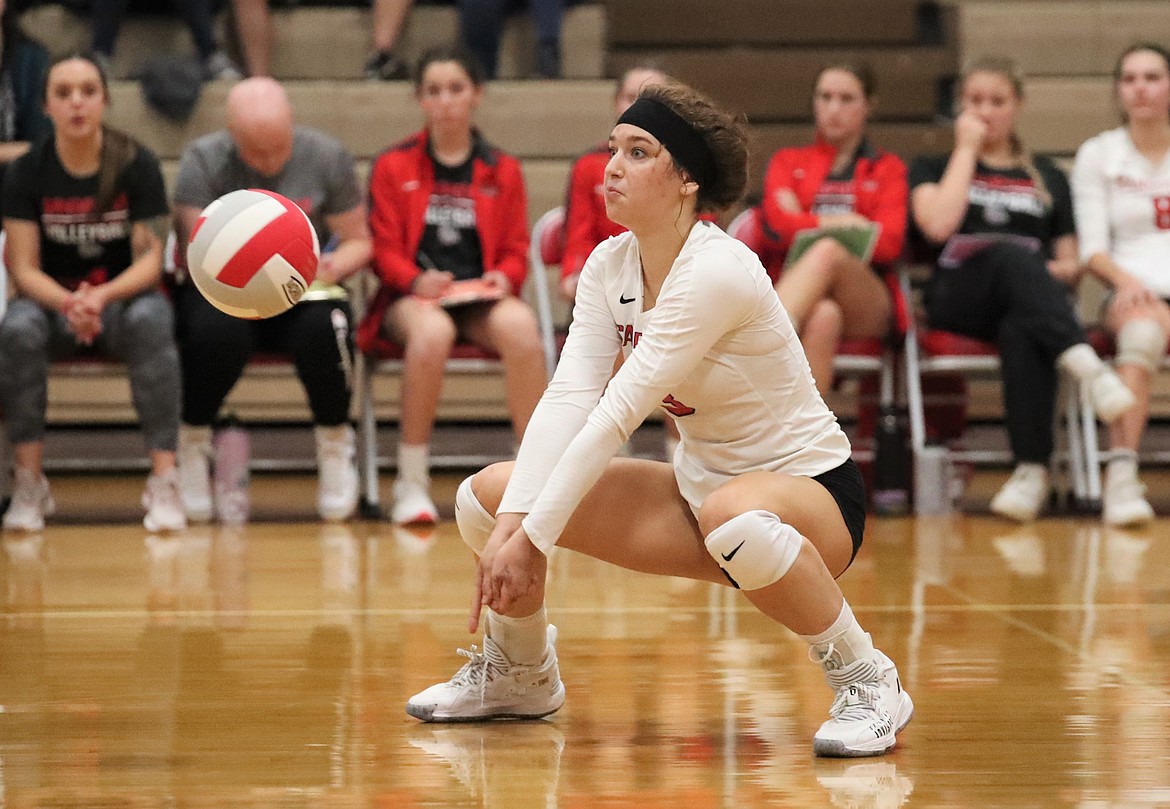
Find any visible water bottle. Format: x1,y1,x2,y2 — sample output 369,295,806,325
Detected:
914,445,954,516
213,417,251,525
872,405,911,516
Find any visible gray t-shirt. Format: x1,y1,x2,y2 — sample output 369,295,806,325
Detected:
172,125,361,245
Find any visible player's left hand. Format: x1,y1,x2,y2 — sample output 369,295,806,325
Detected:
484,528,546,616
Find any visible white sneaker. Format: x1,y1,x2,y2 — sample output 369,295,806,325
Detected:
393,478,439,525
315,425,358,521
178,425,214,522
407,625,566,722
812,648,913,758
1102,466,1155,527
989,464,1049,522
1088,369,1136,423
3,468,54,532
815,760,915,809
143,470,187,532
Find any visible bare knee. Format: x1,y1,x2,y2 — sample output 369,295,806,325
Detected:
488,301,543,358
801,236,852,269
471,461,514,515
804,299,844,340
696,473,773,536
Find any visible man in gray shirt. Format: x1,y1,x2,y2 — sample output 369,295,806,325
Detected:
171,77,372,523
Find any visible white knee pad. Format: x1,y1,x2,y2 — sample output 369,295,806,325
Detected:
1116,319,1167,374
703,510,804,590
455,476,496,555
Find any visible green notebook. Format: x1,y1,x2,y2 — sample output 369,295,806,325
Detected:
784,223,881,269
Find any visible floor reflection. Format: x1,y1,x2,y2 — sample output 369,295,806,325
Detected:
1,508,1169,806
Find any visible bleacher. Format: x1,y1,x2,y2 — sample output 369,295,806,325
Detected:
17,0,1170,461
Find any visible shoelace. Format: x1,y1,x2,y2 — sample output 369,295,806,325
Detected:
810,643,886,722
448,640,510,705
826,681,883,723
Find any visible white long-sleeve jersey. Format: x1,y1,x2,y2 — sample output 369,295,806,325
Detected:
498,221,851,554
1072,127,1170,297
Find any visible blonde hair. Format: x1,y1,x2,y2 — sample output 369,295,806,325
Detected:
960,55,1051,209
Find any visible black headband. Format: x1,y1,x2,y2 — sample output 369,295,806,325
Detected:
616,96,715,190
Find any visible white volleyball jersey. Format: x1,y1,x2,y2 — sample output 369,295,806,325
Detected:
498,221,851,554
1072,127,1170,297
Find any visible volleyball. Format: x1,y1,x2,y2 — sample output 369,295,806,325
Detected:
186,188,320,319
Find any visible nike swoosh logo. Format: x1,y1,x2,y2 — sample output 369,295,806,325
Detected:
619,294,636,304
721,541,745,562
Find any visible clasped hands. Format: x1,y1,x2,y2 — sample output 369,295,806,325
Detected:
468,513,547,633
61,282,108,345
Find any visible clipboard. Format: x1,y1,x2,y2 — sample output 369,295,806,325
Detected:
785,223,881,269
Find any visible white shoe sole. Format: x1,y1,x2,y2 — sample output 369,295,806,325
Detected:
813,692,914,758
989,499,1042,523
406,681,566,723
1104,503,1155,527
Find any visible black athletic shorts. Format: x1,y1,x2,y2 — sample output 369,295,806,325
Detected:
812,457,867,567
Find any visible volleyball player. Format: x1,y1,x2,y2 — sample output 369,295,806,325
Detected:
407,80,913,758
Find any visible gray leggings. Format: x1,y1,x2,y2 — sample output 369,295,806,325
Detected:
0,291,181,451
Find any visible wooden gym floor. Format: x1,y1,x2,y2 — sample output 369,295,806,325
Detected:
2,471,1169,808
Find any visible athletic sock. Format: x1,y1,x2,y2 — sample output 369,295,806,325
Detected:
487,606,549,665
800,601,875,667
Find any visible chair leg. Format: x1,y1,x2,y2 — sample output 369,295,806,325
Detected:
1062,375,1088,509
357,356,382,519
1080,380,1103,508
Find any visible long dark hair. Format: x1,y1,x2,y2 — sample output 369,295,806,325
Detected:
639,81,750,213
43,52,138,214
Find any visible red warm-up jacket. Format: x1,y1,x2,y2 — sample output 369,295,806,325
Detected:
760,137,908,268
359,129,529,353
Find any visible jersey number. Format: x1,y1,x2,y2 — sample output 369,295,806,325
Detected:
661,394,696,417
1155,196,1170,230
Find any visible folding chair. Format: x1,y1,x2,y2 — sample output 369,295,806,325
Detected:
726,207,907,466
901,272,1094,514
355,212,561,516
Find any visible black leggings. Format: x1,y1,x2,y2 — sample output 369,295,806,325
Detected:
173,284,353,427
926,242,1087,464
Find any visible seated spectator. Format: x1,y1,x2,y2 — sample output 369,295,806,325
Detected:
0,53,184,532
0,0,51,167
1071,43,1170,527
760,63,907,397
458,0,570,79
909,56,1135,523
359,44,547,525
171,77,373,523
91,0,241,80
228,0,415,80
